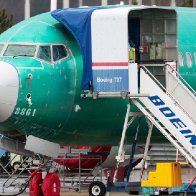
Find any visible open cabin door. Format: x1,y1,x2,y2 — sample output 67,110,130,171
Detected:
91,7,177,95
91,7,138,94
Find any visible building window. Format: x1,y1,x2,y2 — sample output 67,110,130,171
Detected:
186,52,192,68
178,52,184,67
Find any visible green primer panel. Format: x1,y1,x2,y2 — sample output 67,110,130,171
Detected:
1,9,192,145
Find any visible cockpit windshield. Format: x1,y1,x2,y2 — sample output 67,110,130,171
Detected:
3,45,36,57
0,44,4,53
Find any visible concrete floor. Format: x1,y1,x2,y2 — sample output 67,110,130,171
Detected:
60,191,131,196
10,191,132,196
0,167,195,195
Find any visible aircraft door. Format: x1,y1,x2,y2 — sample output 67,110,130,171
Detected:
52,44,74,96
128,18,140,63
51,44,75,120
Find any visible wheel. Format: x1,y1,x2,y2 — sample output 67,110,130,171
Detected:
89,181,106,196
29,173,43,196
42,173,60,196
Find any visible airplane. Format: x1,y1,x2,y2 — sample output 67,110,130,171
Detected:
0,4,195,154
0,4,196,195
0,6,149,150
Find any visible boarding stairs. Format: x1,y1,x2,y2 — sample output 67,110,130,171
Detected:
147,143,186,166
131,64,196,168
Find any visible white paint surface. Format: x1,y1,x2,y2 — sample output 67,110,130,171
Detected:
25,135,60,158
0,61,19,122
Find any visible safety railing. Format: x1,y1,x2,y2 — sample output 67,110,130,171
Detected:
140,65,196,125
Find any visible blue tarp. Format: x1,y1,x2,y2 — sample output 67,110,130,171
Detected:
51,8,96,90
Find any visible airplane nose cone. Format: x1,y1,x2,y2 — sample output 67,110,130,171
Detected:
0,61,19,122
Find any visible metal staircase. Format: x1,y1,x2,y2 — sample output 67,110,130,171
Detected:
165,64,196,123
147,143,186,165
132,65,196,168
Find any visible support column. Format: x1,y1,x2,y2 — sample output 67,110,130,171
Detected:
193,0,196,7
63,0,69,8
170,0,176,6
137,0,142,5
101,0,108,6
24,0,30,19
151,0,156,5
79,0,83,7
51,0,57,11
128,0,133,4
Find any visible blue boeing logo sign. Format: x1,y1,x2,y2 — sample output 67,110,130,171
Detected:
149,95,196,145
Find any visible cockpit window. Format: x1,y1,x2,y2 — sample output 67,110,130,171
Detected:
52,45,68,62
0,44,4,53
4,45,36,57
37,46,51,62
